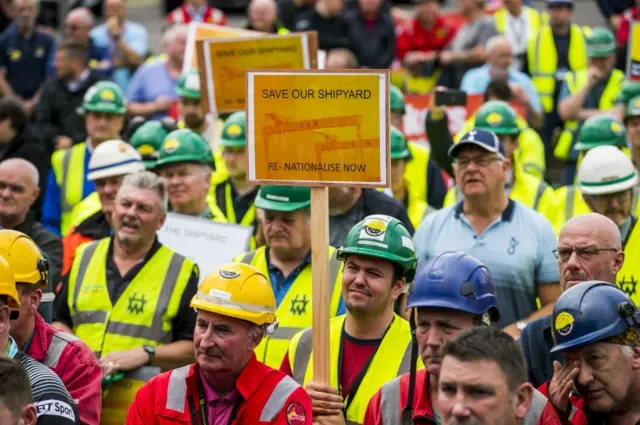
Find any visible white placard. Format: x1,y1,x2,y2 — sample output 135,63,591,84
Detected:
157,213,254,282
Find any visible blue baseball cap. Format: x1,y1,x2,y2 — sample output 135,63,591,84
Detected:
546,0,573,7
448,128,506,159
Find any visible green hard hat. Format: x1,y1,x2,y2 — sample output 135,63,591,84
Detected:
175,69,201,100
336,215,417,282
586,27,616,58
627,95,640,119
254,185,311,212
474,100,520,136
81,81,126,115
390,126,411,160
219,112,246,148
130,122,172,169
390,85,405,114
155,129,214,168
619,80,640,106
574,116,627,152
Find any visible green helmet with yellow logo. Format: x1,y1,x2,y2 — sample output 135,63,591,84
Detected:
390,85,405,114
175,69,201,100
627,95,640,120
574,116,627,152
155,129,214,168
81,81,126,115
220,112,246,148
254,185,311,212
618,80,640,106
586,27,616,58
336,215,417,282
390,126,411,160
130,122,174,169
474,101,520,136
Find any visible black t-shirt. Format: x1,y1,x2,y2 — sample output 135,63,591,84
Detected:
54,238,198,342
294,8,350,51
553,32,571,102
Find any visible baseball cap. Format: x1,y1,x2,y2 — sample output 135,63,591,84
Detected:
448,128,506,159
546,0,573,7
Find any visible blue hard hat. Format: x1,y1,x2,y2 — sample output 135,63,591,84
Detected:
406,252,500,323
448,128,506,159
550,281,640,353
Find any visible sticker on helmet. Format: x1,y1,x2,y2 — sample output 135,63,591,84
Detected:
286,402,307,425
185,74,200,91
138,144,156,156
226,123,243,138
555,312,575,336
486,112,503,127
117,142,129,153
611,121,624,135
635,98,640,108
363,219,387,237
163,139,180,154
207,288,232,300
401,236,415,252
219,269,240,279
100,90,115,102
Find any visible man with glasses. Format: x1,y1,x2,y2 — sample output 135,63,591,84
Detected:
519,210,625,387
64,8,111,74
414,128,560,341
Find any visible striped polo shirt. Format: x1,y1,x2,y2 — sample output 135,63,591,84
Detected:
414,200,559,328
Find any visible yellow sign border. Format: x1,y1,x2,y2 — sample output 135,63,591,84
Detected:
245,69,390,188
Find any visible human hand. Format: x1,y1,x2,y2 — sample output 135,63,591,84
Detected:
548,360,580,412
99,347,150,377
587,66,605,87
106,16,121,37
55,135,73,150
503,323,522,340
304,381,344,417
510,84,530,106
439,50,453,65
154,95,174,113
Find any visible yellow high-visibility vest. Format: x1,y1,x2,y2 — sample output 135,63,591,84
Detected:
51,143,89,236
68,192,102,231
288,314,420,425
527,24,589,113
233,246,344,368
618,217,640,306
494,6,546,37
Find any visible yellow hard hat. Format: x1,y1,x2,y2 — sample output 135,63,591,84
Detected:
0,230,48,286
190,263,276,326
0,255,20,311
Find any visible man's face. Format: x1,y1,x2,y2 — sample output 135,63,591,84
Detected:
416,0,438,23
358,0,382,15
54,51,73,80
85,112,124,143
262,209,310,254
391,159,406,192
490,43,513,75
166,33,187,64
15,0,37,32
453,146,508,199
557,224,622,292
0,166,38,223
180,98,205,130
64,16,91,43
565,342,639,412
439,357,528,425
415,308,475,375
585,189,633,227
456,0,475,15
249,2,276,32
194,310,259,376
158,163,210,213
626,116,640,147
221,146,247,178
113,187,165,248
104,0,126,20
324,0,344,16
497,135,518,162
588,55,615,77
10,284,41,335
341,255,402,317
548,6,573,30
390,112,403,129
94,175,125,222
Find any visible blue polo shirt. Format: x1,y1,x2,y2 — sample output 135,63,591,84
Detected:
414,200,559,328
0,26,55,99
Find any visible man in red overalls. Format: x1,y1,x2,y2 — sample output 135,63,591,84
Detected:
126,263,312,425
166,0,227,25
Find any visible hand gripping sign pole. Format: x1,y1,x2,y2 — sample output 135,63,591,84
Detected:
246,69,390,384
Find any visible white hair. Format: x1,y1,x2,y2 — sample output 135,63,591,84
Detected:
620,345,635,358
0,158,39,187
485,35,511,54
118,171,168,212
249,0,277,12
163,24,188,44
67,7,94,26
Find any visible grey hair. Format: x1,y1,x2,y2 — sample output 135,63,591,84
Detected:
67,7,94,26
0,158,39,187
620,345,635,358
163,24,188,44
118,171,169,212
485,35,511,54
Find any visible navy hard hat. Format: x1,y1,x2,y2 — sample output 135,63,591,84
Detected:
448,128,506,159
406,252,500,323
550,281,640,353
546,0,573,7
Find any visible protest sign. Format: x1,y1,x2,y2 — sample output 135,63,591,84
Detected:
627,22,640,81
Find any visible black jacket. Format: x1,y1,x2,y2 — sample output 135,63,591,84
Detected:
344,9,395,69
362,188,414,234
33,70,104,153
0,125,49,218
294,8,350,51
519,315,562,388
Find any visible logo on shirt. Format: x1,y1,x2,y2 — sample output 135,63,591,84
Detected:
434,27,447,39
34,399,76,422
619,275,637,297
9,49,21,61
286,402,307,425
555,312,575,337
290,294,309,316
127,292,148,315
507,237,518,255
35,46,45,58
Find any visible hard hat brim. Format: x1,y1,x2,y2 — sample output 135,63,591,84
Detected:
587,47,615,58
254,197,310,212
190,297,276,326
578,172,638,195
219,138,247,148
337,246,416,281
574,140,623,151
155,155,213,168
88,160,146,181
176,87,201,100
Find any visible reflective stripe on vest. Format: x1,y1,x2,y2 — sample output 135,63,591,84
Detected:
290,315,415,425
528,24,588,113
617,217,640,306
495,7,542,35
379,377,401,425
69,192,102,230
532,181,547,211
69,239,192,357
43,331,80,368
238,246,343,368
225,182,256,226
523,390,548,425
165,366,300,421
565,186,576,223
52,143,88,235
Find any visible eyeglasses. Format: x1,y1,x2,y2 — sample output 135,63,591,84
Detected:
453,156,502,168
590,190,633,206
552,247,618,262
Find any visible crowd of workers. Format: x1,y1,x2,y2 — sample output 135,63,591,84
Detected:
0,0,638,424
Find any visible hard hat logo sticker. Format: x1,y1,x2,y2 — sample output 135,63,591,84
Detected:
117,142,129,153
486,112,503,127
138,144,156,156
163,139,180,154
100,90,115,101
219,269,240,279
611,121,624,135
555,312,575,336
362,219,387,238
226,123,243,138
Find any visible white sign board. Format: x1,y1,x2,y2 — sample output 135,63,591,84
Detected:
157,213,254,282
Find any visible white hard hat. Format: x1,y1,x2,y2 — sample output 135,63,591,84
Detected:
87,140,145,181
578,145,638,195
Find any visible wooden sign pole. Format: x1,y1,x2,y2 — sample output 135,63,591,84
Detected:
310,186,330,384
